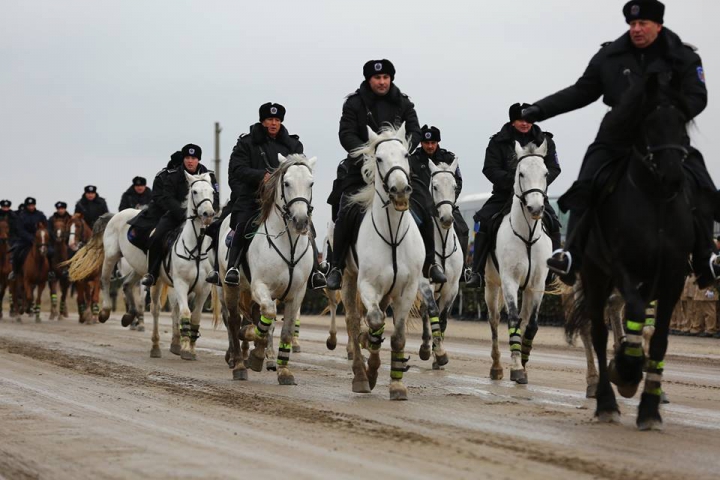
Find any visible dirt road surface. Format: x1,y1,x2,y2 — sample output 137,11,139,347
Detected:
1,312,719,479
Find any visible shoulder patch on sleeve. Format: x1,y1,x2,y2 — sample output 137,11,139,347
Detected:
683,42,698,52
601,41,612,48
289,134,300,140
544,131,554,139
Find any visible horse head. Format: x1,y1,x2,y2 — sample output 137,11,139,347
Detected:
514,140,549,220
184,171,216,226
53,217,68,244
274,153,317,235
427,158,459,229
366,123,412,211
35,222,49,257
68,213,88,251
0,218,9,242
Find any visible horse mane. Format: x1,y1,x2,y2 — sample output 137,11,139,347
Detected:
348,124,411,211
596,73,691,145
256,154,313,225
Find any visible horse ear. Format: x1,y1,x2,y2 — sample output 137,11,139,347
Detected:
449,156,459,173
367,126,379,144
536,139,548,157
427,159,439,175
397,122,407,142
278,153,287,164
514,140,525,159
306,156,317,171
184,170,195,184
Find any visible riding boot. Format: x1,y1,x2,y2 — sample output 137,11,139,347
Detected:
9,248,23,281
466,231,489,288
326,210,352,291
224,228,246,286
142,242,162,286
307,234,327,290
546,209,586,286
419,212,446,284
204,220,221,286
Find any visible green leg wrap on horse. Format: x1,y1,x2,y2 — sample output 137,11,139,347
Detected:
278,342,292,366
390,351,408,380
255,314,274,339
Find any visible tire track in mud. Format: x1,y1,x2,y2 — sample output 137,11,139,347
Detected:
0,337,691,480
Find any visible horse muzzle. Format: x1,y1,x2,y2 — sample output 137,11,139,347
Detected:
291,216,310,235
440,216,454,229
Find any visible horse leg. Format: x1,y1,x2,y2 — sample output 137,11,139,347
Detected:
121,271,141,328
34,281,46,323
60,278,70,319
292,314,301,353
580,323,599,398
499,280,525,383
389,295,413,401
188,287,210,362
610,281,646,398
325,288,338,351
485,280,504,380
49,278,58,320
637,283,680,431
99,252,120,323
150,285,162,358
174,282,196,360
607,292,625,354
519,291,543,382
276,297,302,385
265,323,277,371
342,272,369,393
642,300,656,358
417,288,432,362
358,279,385,392
248,282,275,373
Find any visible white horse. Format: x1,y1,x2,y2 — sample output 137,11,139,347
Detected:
484,140,552,384
218,153,316,384
67,171,216,359
341,123,424,401
417,159,464,369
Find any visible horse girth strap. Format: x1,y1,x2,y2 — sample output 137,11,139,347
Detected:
370,207,411,298
263,222,312,302
509,217,542,291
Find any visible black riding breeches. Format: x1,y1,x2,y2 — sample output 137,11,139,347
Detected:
410,200,436,268
331,190,363,271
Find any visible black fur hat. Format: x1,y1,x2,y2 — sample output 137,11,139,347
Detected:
421,125,441,142
259,103,286,122
363,59,396,81
623,0,664,24
509,103,533,122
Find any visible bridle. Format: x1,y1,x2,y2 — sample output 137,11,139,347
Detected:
372,138,412,208
276,163,314,223
430,169,459,276
510,153,548,291
187,178,215,220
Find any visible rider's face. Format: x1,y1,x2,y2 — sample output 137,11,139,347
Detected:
57,207,66,215
26,204,36,212
262,117,282,138
629,20,661,49
184,156,199,173
133,185,146,195
368,74,391,96
512,119,533,134
421,141,438,156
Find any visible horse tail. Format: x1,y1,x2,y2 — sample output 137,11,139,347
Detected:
211,286,222,329
63,213,114,281
564,283,588,345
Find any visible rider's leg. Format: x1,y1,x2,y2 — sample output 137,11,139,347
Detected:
547,145,616,284
326,192,360,290
224,209,254,286
685,148,720,288
413,203,447,284
204,216,222,285
9,246,27,280
466,195,506,288
453,208,471,279
307,222,327,290
141,216,175,286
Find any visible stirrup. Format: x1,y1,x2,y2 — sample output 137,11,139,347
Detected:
205,270,221,286
309,271,327,290
224,267,240,286
547,249,572,275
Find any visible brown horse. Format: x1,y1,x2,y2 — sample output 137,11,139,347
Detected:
0,218,12,318
68,213,100,323
48,216,71,320
19,222,50,322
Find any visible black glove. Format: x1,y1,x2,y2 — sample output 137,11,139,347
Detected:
521,105,543,123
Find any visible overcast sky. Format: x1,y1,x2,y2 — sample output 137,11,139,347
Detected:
3,0,718,240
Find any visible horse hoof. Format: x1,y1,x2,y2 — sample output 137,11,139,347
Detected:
435,352,449,366
121,313,135,328
248,353,264,372
432,362,445,371
278,372,296,385
129,322,137,331
150,347,162,358
98,309,110,323
490,368,504,380
661,392,670,404
389,384,408,401
616,382,640,399
326,337,337,350
49,313,57,321
181,351,196,361
137,324,145,332
586,384,598,399
510,369,528,384
367,371,378,390
233,369,248,381
637,418,663,431
292,345,301,353
347,352,353,361
419,345,432,361
35,317,41,323
597,410,621,424
170,344,182,356
266,361,277,372
352,379,371,393
243,358,250,368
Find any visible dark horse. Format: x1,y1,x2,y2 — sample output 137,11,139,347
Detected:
0,218,11,318
566,74,698,430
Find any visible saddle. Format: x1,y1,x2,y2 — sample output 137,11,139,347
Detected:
127,227,150,252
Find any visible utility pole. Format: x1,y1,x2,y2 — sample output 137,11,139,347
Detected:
214,122,222,195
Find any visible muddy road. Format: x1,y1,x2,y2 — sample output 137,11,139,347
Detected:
1,312,719,479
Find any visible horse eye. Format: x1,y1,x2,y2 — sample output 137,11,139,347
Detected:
545,172,549,177
192,190,197,194
310,182,315,188
405,153,409,158
284,181,290,187
376,156,383,163
519,173,525,178
433,185,438,191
